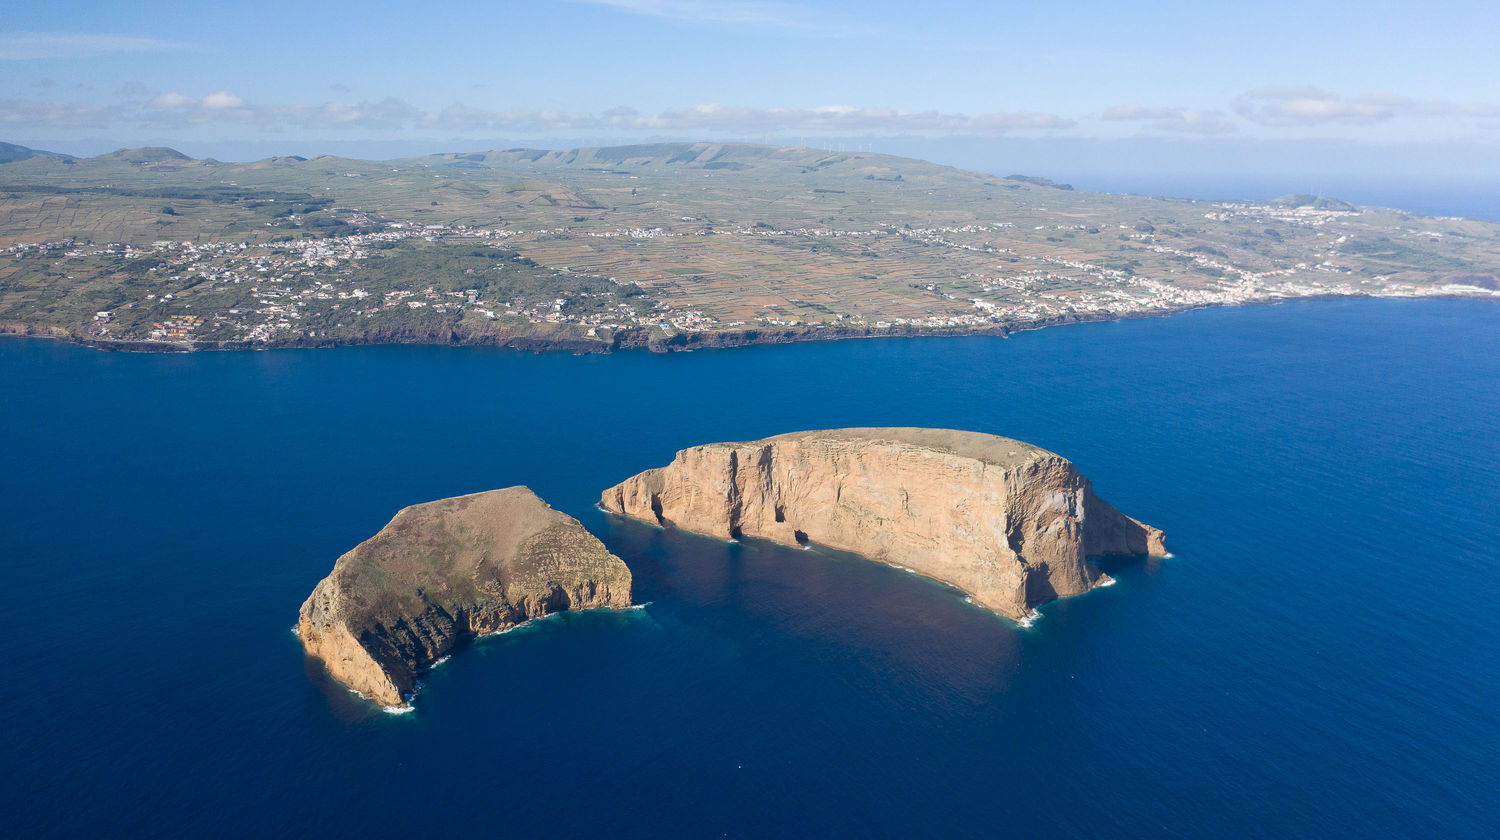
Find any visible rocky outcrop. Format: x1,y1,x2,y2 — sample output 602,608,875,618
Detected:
600,428,1164,623
298,486,632,707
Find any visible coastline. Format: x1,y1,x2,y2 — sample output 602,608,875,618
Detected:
3,289,1493,356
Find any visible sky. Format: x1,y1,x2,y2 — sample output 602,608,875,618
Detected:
4,0,1500,189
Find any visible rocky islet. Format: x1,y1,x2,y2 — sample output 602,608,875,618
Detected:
600,428,1165,623
301,429,1164,706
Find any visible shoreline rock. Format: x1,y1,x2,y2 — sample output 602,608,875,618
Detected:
600,428,1164,623
10,291,1491,357
297,486,632,707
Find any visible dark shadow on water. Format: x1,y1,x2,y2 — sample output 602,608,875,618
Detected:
598,512,1026,698
1094,552,1165,577
301,652,387,723
297,515,1167,720
301,595,661,718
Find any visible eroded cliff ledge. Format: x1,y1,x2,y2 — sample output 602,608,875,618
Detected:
298,486,632,707
600,428,1164,623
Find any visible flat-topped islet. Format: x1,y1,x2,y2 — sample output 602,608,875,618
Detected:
298,486,632,707
599,428,1164,623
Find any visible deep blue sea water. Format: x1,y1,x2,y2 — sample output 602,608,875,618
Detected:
2,298,1497,838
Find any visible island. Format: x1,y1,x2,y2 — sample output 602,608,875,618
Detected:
600,428,1164,623
2,142,1496,355
297,486,633,708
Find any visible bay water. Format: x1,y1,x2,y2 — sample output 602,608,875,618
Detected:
2,298,1496,837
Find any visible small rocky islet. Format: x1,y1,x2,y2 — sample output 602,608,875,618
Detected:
299,429,1164,706
296,486,632,707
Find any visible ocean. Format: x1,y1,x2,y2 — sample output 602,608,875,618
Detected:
2,297,1497,837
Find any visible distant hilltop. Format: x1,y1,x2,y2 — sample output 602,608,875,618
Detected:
0,144,204,167
0,140,1070,192
97,146,194,163
0,141,1358,214
1004,173,1074,190
1272,194,1357,212
0,141,73,165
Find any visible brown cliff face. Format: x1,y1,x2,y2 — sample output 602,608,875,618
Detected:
600,428,1164,623
297,486,632,707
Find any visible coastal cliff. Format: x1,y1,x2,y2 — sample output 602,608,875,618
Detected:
600,428,1164,623
297,486,632,707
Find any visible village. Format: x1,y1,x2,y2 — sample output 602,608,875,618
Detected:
13,195,1493,348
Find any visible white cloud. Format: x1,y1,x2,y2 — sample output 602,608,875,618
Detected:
136,94,426,131
1103,104,1235,134
429,104,599,132
296,98,426,129
2,92,1071,137
1233,87,1500,127
201,91,246,110
151,92,196,109
0,98,117,127
0,32,186,60
608,103,1076,134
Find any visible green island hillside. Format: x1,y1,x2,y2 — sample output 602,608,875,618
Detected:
2,141,1495,352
